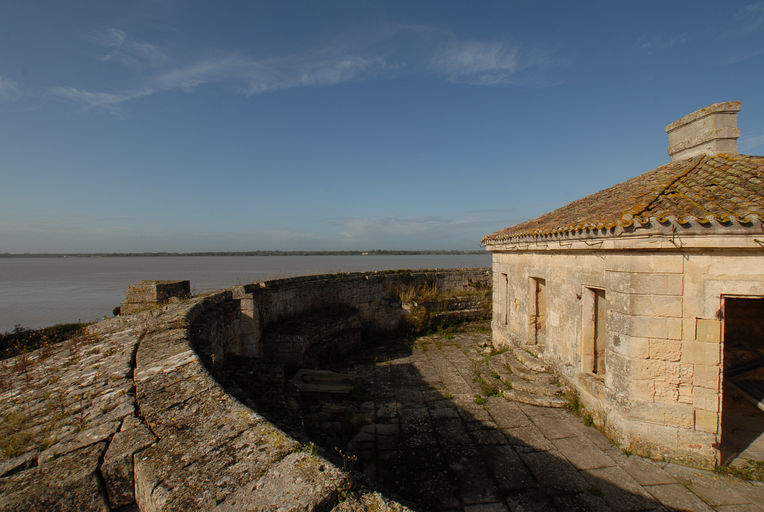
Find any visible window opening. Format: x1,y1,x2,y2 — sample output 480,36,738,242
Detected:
502,273,509,325
582,287,606,376
530,277,546,346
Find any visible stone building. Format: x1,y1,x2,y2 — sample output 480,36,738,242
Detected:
482,101,763,467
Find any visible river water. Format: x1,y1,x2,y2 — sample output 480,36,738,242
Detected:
0,254,490,332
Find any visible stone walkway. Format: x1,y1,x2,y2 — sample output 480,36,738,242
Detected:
314,325,764,512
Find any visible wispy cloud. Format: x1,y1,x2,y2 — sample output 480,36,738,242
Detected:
154,53,383,95
51,24,561,113
49,86,153,110
52,26,387,111
258,55,382,93
95,28,168,68
637,34,690,54
390,23,557,87
0,75,20,102
740,133,764,150
432,41,518,85
724,1,764,37
153,56,251,91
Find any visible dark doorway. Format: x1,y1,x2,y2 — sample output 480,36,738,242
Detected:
721,297,764,468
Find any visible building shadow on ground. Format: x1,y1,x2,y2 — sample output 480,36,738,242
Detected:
199,324,682,512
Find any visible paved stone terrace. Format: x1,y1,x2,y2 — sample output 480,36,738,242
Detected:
324,326,764,512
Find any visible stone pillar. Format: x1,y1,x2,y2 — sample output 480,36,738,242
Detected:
232,286,262,357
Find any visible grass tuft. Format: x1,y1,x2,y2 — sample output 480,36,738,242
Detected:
475,373,502,398
715,460,764,481
563,389,595,426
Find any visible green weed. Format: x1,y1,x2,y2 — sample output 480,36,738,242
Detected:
303,442,318,455
563,390,584,415
715,460,764,481
475,374,501,398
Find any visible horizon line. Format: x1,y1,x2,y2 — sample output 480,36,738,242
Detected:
0,249,487,258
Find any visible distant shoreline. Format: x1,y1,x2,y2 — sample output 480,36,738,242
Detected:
0,250,486,258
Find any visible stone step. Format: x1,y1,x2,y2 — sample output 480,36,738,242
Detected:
499,353,556,385
486,357,515,383
500,353,538,378
507,376,561,397
503,388,567,408
510,346,549,373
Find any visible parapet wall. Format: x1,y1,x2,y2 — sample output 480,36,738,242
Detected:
0,268,488,512
222,268,490,363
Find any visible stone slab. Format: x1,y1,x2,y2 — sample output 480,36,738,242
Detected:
584,466,661,512
662,463,761,507
520,450,589,493
0,442,109,512
479,444,535,492
216,452,350,512
605,448,678,486
553,436,616,470
643,483,715,512
331,491,416,512
101,419,157,509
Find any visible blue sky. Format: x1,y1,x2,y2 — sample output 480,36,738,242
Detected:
1,1,763,252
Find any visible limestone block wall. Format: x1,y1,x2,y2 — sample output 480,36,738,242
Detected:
490,248,764,467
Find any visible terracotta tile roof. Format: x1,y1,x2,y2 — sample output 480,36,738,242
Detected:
482,154,764,243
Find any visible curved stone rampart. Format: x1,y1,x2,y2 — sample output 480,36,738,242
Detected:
227,268,490,363
0,268,488,511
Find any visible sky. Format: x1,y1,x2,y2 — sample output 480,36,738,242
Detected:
1,1,763,253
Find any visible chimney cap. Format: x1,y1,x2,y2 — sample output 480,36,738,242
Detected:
665,101,741,133
665,101,741,161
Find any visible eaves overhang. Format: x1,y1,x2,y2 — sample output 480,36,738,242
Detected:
483,214,764,252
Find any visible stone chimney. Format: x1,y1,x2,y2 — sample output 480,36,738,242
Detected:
665,101,741,161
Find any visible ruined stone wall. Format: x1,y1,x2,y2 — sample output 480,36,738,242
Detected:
229,268,490,363
121,280,190,314
490,247,764,467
